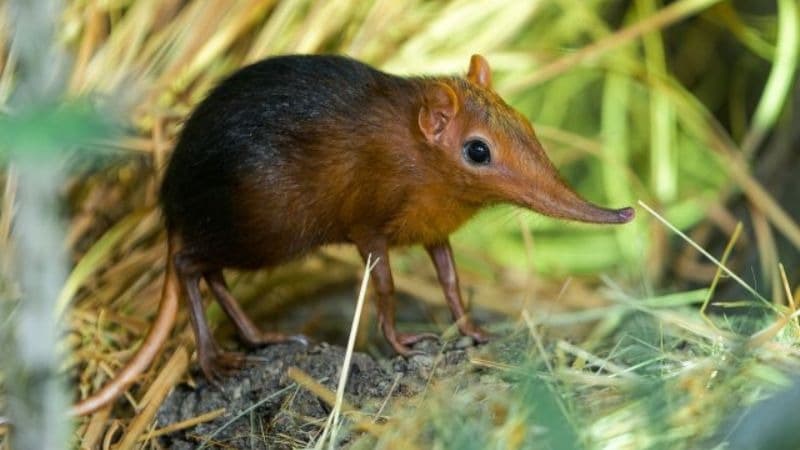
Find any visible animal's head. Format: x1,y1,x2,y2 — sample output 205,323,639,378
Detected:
417,54,634,224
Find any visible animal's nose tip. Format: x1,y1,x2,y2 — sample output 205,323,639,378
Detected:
617,207,635,222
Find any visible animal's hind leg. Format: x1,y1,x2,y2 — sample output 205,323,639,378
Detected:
174,254,246,381
204,271,307,347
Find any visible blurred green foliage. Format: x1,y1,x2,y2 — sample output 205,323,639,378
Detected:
448,0,798,280
0,101,113,158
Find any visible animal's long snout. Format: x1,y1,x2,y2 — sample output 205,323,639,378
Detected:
525,176,634,224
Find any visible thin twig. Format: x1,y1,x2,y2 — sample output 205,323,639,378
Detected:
639,201,775,311
316,254,377,450
700,222,743,326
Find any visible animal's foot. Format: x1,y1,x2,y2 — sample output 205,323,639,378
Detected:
197,347,247,387
385,331,440,357
396,331,440,346
242,331,310,348
457,320,491,344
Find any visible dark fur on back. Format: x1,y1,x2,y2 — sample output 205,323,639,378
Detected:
160,55,420,269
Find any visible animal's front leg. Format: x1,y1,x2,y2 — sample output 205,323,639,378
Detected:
425,240,490,343
354,237,438,356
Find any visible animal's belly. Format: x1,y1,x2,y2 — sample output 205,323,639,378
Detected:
385,202,477,246
232,213,344,267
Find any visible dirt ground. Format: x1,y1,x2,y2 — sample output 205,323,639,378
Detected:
154,282,510,449
156,339,478,449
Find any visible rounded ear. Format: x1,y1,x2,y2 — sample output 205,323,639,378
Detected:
467,54,492,88
418,81,459,144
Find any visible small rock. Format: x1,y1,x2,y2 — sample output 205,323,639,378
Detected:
454,336,474,349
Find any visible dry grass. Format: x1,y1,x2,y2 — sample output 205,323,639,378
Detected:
0,0,798,448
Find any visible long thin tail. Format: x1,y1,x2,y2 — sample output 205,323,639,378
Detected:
70,235,180,416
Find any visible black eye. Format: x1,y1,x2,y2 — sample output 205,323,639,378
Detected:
463,139,491,165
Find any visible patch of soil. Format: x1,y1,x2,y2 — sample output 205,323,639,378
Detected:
156,339,474,449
